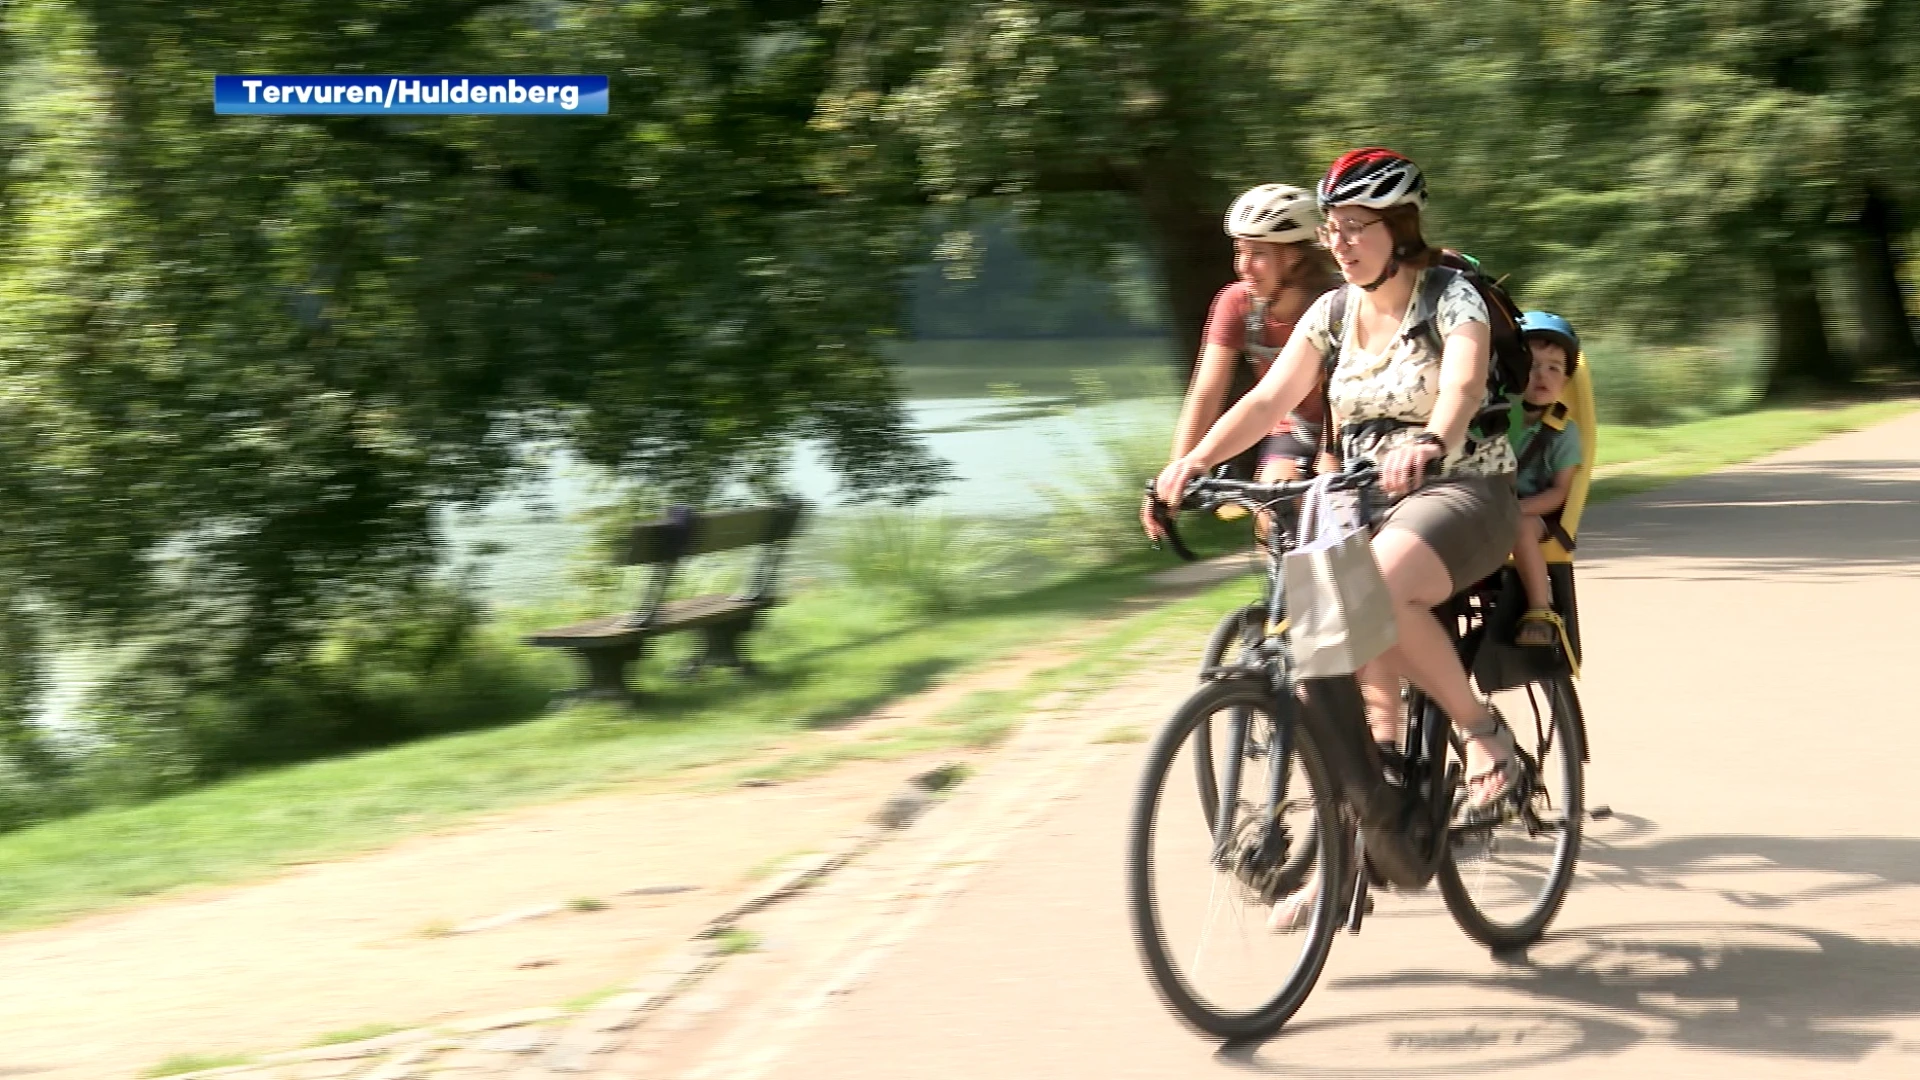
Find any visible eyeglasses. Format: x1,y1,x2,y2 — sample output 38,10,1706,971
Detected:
1315,216,1385,247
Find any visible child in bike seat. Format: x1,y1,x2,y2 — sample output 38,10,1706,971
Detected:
1508,312,1584,648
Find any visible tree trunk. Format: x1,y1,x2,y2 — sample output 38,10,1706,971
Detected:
1761,237,1847,401
1133,153,1233,373
1845,186,1920,374
1132,153,1264,476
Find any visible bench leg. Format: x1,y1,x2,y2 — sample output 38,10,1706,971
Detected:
681,615,760,679
571,643,643,704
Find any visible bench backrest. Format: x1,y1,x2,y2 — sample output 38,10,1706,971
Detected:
624,502,805,566
622,500,808,625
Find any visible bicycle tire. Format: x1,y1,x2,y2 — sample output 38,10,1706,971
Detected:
1127,677,1347,1040
1436,671,1585,950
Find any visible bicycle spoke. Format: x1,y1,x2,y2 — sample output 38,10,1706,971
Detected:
1127,679,1344,1039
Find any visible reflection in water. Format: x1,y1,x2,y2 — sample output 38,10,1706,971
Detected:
442,392,1178,610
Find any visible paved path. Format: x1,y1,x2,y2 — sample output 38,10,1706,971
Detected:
671,411,1920,1079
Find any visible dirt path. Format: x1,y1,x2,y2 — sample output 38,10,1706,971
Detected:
0,556,1252,1080
648,408,1920,1079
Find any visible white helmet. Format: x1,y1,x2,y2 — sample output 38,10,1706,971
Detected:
1224,184,1319,245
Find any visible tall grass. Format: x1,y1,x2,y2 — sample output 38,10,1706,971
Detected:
821,510,1007,615
1023,371,1180,567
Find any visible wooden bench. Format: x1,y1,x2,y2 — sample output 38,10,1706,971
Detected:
525,500,807,702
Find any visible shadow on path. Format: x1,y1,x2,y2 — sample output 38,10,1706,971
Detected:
1576,813,1920,908
1324,922,1917,1066
1243,820,1920,1074
1580,459,1920,578
1215,1005,1643,1078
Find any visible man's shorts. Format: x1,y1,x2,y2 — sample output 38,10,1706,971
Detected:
1260,430,1319,474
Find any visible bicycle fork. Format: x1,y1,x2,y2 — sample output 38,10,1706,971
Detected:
1208,687,1297,883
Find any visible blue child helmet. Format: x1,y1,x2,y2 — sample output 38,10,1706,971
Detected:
1518,311,1580,368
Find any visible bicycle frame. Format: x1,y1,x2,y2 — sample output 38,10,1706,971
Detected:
1133,467,1588,1036
1173,468,1470,898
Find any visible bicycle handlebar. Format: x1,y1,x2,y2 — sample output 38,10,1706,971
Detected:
1143,460,1381,563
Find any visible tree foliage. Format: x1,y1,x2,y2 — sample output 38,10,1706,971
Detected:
4,0,1920,813
0,1,949,655
0,0,955,795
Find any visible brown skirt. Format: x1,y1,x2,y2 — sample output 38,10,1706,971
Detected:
1378,473,1520,592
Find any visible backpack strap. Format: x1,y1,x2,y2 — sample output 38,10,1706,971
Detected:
1241,291,1280,366
1321,286,1348,377
1404,266,1457,355
1316,287,1349,467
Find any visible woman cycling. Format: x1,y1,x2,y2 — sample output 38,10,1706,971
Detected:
1141,184,1340,541
1153,148,1525,828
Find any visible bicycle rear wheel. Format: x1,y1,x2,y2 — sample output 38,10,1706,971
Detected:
1127,678,1346,1040
1199,602,1266,676
1437,670,1585,950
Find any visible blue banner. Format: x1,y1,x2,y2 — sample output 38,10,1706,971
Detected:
214,75,608,115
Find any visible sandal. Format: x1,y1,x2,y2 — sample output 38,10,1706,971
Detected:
1515,607,1564,648
1457,706,1527,826
1375,740,1406,788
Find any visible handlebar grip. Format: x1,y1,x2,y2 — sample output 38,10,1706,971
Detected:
1142,484,1200,563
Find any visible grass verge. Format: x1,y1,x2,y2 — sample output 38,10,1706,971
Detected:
1589,397,1918,503
0,395,1909,936
308,1022,405,1048
0,550,1229,934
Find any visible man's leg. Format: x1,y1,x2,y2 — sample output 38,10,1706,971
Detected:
1252,453,1301,543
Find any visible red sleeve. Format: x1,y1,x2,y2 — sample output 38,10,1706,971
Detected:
1201,283,1248,351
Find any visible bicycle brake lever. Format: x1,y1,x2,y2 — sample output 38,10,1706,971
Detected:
1144,491,1200,563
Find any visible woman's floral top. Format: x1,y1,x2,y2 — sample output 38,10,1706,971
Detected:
1295,268,1517,481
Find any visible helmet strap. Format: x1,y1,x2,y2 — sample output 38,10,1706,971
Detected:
1359,257,1399,292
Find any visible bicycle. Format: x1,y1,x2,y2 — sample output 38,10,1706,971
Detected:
1128,462,1586,1041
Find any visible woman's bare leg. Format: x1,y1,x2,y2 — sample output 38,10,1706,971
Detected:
1355,651,1405,749
1367,527,1507,787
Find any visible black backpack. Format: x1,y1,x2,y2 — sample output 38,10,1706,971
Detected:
1318,250,1531,447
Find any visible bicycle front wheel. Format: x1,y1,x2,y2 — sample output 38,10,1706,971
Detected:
1437,670,1586,950
1127,677,1346,1040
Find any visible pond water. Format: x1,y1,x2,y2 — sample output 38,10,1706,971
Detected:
441,338,1184,609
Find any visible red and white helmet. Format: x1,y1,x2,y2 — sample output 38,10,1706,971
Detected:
1224,184,1319,244
1316,148,1427,212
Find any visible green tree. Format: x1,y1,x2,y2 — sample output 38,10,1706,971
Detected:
0,0,949,782
814,0,1328,363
